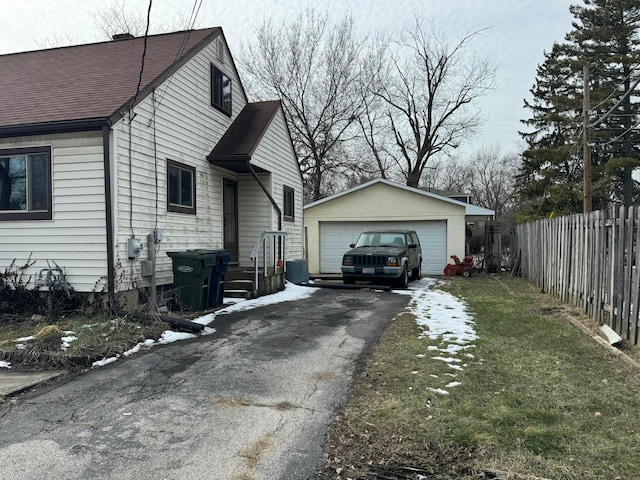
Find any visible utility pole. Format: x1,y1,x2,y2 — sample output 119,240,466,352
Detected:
583,65,592,213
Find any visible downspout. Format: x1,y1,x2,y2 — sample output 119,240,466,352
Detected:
102,125,116,305
246,160,282,259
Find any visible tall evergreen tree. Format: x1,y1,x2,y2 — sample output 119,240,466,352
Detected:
519,0,640,218
518,43,583,219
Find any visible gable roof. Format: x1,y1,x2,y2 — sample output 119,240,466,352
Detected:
304,178,495,218
0,28,230,135
207,100,282,173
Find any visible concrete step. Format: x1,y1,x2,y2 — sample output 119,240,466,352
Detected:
223,275,255,299
223,267,284,300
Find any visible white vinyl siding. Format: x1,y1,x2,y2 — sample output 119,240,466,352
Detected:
112,37,248,290
237,174,270,266
0,33,303,295
0,132,107,292
250,109,304,262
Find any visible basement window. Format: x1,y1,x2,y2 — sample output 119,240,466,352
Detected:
0,146,52,221
167,159,196,215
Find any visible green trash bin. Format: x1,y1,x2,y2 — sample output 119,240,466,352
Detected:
207,249,232,307
167,250,218,311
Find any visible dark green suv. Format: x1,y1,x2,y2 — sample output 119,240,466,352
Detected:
341,230,423,288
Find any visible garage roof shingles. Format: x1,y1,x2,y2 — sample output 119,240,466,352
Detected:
0,28,219,129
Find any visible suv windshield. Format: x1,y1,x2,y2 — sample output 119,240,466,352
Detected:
355,232,406,248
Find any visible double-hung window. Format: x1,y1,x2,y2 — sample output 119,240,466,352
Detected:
283,186,295,222
167,159,196,215
0,146,52,221
211,65,232,116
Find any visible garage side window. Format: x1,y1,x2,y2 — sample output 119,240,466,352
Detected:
0,146,52,221
167,159,196,215
283,186,295,221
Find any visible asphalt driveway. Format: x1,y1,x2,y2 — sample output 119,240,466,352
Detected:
0,286,411,480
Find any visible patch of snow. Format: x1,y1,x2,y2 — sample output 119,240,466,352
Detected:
61,336,77,350
395,277,478,395
123,339,155,357
15,336,34,342
92,356,119,368
194,282,317,326
428,387,449,395
193,313,215,326
432,356,461,363
158,331,197,344
0,361,11,368
446,381,462,388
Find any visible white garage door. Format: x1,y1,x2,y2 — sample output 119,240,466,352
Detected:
319,221,447,275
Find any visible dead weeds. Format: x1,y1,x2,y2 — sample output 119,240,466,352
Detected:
0,315,168,371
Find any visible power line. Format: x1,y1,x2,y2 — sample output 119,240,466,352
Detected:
591,67,638,111
154,0,204,113
131,0,153,111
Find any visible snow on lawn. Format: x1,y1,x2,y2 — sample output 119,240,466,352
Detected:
400,277,478,395
91,282,317,368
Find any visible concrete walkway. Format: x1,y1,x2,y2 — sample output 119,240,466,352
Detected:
0,370,67,397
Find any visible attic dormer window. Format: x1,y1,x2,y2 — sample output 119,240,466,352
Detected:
211,64,232,116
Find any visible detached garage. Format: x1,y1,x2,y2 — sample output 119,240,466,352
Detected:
304,179,494,276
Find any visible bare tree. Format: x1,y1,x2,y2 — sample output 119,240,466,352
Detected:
464,146,520,220
239,9,372,202
37,31,82,49
374,19,495,188
93,0,148,38
92,0,193,40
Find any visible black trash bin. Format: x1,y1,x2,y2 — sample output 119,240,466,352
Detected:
167,250,218,311
207,249,232,307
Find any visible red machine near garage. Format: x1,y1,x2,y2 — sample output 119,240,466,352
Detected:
443,255,476,277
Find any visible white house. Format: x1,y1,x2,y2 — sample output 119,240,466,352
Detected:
0,28,303,304
304,179,494,276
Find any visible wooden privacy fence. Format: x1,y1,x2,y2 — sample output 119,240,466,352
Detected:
513,206,640,346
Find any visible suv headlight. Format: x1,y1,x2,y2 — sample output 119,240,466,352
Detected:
386,257,399,266
343,255,353,266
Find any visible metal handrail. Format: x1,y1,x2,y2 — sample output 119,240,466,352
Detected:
249,230,287,292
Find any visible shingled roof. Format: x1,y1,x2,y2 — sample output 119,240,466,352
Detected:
207,100,282,173
0,28,221,133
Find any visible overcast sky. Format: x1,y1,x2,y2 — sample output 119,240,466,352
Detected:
0,0,576,157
